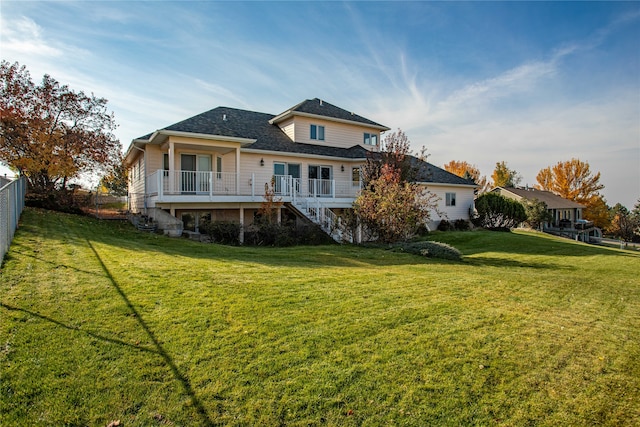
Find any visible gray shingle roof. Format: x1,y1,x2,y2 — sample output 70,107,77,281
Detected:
495,187,584,209
281,98,389,129
362,153,477,186
411,157,478,186
138,104,377,159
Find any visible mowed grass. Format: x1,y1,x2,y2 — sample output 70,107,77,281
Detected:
1,209,639,426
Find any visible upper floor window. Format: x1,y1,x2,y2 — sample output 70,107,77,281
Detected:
446,192,456,207
364,133,378,145
310,124,325,141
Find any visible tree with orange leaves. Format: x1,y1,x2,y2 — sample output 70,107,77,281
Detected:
443,160,490,193
535,158,608,228
535,158,604,201
0,61,120,198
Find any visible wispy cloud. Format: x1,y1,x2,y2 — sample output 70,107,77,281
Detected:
430,60,557,123
0,16,63,57
192,79,249,109
354,8,639,206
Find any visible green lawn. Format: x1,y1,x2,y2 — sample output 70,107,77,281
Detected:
1,208,639,426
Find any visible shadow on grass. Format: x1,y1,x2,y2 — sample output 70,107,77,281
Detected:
427,229,640,259
86,239,216,427
8,245,108,278
0,302,161,356
463,256,573,270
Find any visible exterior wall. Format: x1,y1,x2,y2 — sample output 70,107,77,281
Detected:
167,136,240,174
279,117,295,141
145,145,163,173
422,184,476,229
128,150,146,213
291,116,381,150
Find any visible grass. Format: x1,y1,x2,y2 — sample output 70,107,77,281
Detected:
1,208,639,426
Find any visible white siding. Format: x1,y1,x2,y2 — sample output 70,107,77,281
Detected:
421,184,476,229
146,145,164,172
292,116,381,150
278,118,295,141
128,150,146,213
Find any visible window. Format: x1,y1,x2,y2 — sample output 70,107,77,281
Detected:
216,156,222,179
352,167,361,186
446,192,456,207
364,133,378,146
310,124,325,141
287,163,301,179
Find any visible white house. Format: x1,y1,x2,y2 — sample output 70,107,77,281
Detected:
124,98,477,240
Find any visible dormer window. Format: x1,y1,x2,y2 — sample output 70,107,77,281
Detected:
310,124,325,141
364,133,378,145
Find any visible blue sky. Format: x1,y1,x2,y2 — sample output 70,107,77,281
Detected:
1,1,639,207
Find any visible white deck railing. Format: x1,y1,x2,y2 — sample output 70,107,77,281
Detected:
148,170,237,196
273,176,360,198
147,170,360,200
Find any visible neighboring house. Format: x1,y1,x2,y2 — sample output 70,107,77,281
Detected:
493,186,584,229
124,98,476,239
492,186,601,241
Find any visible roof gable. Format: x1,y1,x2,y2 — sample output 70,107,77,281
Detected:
271,98,390,130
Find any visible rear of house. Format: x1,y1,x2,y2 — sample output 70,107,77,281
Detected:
125,98,477,240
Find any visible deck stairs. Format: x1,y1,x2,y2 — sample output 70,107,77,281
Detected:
290,197,353,243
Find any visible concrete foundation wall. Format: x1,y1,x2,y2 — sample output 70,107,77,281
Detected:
147,208,184,237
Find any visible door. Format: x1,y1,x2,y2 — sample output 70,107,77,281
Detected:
273,163,286,194
181,154,211,193
181,154,196,193
288,163,301,194
197,155,212,193
309,165,332,196
273,163,301,194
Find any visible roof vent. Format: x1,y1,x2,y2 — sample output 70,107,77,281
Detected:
319,99,323,106
223,114,227,121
